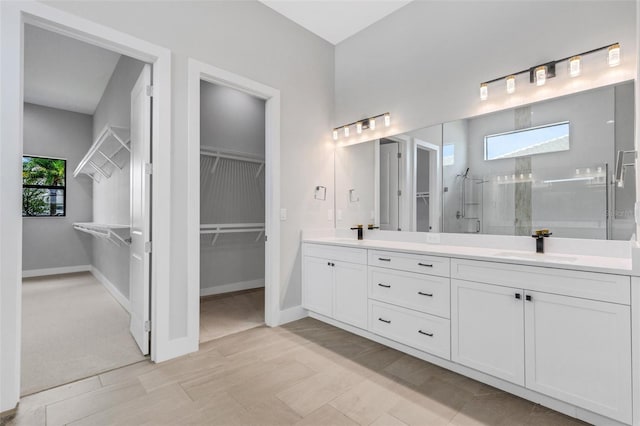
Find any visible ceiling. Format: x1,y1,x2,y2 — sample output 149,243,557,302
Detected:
259,0,413,45
24,25,121,115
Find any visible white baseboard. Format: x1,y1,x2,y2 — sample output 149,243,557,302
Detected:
91,267,130,313
277,305,308,325
22,264,91,278
200,279,264,297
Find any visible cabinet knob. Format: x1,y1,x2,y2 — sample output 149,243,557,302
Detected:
378,283,391,288
515,293,521,299
417,262,433,268
418,291,433,297
525,294,532,302
378,318,391,324
418,330,433,337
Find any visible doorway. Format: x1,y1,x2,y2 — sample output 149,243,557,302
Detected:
198,81,266,342
20,24,152,395
186,59,281,347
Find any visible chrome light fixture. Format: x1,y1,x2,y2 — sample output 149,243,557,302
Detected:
478,43,620,100
332,112,391,141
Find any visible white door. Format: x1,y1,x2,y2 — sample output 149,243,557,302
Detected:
379,141,399,231
129,64,152,355
524,291,632,424
333,260,367,329
451,279,525,386
302,256,333,317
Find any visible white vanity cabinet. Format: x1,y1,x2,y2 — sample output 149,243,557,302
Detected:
524,290,632,424
451,279,525,386
302,244,368,329
451,259,632,424
301,241,635,425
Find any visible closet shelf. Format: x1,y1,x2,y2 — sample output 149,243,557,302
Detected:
200,223,265,246
200,147,265,178
74,125,131,182
73,222,131,246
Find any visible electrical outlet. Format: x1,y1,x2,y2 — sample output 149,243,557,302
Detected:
280,208,287,221
426,233,441,244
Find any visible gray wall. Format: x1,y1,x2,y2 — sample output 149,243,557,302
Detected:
200,81,265,292
48,0,335,339
22,103,93,271
91,55,146,299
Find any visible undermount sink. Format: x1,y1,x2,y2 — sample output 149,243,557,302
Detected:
493,251,578,263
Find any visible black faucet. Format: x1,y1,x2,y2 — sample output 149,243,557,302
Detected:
350,225,364,240
531,229,552,253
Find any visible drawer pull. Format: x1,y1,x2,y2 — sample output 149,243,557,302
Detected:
418,291,433,297
378,257,391,262
378,283,391,288
418,330,433,337
378,318,391,324
417,262,433,268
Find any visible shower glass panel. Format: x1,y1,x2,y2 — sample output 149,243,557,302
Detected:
443,163,608,239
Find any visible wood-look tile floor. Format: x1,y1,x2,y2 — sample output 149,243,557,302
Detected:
2,318,587,426
199,288,265,343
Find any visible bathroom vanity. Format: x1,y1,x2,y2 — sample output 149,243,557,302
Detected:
301,233,638,425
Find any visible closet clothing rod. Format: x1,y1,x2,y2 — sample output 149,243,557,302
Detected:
200,148,264,165
201,222,265,230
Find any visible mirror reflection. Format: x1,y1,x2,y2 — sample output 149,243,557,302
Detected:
335,81,635,240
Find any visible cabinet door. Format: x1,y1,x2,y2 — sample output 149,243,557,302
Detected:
524,291,632,424
302,256,333,317
451,279,525,386
333,260,367,329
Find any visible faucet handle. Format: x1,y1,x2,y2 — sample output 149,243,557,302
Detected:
533,229,552,238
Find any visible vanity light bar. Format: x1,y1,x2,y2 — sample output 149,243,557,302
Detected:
332,112,391,141
479,42,620,101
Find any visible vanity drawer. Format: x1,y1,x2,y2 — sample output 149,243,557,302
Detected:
369,300,450,360
368,250,450,277
451,259,630,305
369,267,450,318
303,243,366,264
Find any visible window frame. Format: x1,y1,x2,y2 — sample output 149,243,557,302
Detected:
483,120,570,161
22,155,67,218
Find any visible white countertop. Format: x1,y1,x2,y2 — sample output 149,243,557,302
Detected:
302,236,634,276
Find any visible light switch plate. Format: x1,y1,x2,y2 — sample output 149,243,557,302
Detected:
426,233,441,244
280,208,287,221
337,209,343,221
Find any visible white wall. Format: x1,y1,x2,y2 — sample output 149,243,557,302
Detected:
335,1,637,141
22,103,93,271
200,80,265,293
45,1,335,339
91,55,146,299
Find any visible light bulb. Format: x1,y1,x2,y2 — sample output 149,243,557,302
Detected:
332,129,338,141
506,75,516,94
608,43,620,67
480,83,488,101
535,66,547,86
343,126,350,137
569,56,581,77
356,122,363,134
384,113,391,127
369,117,376,130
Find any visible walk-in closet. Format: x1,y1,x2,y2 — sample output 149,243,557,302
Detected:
21,24,151,395
199,81,266,342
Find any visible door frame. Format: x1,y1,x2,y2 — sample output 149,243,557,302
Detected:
412,138,441,232
1,1,171,412
186,59,281,347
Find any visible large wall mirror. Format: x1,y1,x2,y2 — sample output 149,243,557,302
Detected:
335,81,635,240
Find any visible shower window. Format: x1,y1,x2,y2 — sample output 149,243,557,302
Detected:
484,121,570,161
22,156,66,217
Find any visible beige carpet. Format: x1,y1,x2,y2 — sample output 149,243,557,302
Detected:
21,272,146,395
200,288,265,343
